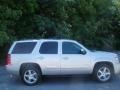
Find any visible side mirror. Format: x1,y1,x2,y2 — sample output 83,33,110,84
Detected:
80,49,86,55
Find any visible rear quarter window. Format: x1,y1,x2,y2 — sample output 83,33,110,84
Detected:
11,42,37,54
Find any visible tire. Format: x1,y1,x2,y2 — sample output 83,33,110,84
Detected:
20,65,42,86
93,64,114,82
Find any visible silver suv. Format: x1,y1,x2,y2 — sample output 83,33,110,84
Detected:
6,39,120,85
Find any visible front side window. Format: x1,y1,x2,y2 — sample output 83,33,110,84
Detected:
40,42,58,54
62,42,82,54
12,42,37,54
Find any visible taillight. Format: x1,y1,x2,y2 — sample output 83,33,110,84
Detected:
6,54,11,65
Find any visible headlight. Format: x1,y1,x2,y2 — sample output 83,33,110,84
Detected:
115,56,119,61
116,54,120,63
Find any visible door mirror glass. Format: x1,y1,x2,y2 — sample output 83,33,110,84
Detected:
80,49,86,55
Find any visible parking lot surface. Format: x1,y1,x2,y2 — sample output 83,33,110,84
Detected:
0,66,120,90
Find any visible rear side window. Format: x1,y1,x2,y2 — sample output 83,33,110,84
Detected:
40,42,58,54
12,42,37,54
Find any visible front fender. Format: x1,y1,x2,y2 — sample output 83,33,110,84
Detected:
94,57,114,63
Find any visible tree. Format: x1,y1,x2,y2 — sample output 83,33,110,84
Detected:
0,0,120,62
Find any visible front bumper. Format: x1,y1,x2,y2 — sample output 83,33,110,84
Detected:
114,63,120,74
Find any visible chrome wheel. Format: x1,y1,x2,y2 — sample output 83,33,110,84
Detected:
97,66,111,82
24,70,38,84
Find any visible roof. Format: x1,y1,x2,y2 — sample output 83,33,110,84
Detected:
14,39,76,42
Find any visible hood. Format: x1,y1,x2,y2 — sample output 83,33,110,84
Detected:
92,51,117,58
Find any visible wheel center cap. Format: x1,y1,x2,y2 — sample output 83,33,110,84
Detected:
29,75,34,79
102,73,106,76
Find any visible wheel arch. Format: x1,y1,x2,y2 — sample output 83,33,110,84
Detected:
19,63,42,75
93,61,114,73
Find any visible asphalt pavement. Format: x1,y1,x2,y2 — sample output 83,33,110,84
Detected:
0,66,120,90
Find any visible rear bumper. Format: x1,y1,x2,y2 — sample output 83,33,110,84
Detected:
6,64,20,76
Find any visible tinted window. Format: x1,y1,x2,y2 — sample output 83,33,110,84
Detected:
62,42,82,54
12,42,37,54
40,42,58,54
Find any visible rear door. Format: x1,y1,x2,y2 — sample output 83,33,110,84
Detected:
38,41,60,75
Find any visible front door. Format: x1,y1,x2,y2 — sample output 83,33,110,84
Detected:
61,41,91,74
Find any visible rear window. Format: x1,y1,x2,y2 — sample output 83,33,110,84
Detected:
12,42,37,54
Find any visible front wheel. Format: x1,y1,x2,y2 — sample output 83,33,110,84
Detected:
93,64,114,82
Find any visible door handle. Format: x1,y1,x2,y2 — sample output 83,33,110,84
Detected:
62,57,69,60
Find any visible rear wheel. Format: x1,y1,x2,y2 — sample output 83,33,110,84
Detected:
93,64,114,82
20,65,42,86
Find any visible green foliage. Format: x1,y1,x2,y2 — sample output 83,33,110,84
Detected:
0,0,120,51
0,31,9,46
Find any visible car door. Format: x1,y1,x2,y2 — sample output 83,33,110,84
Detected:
38,41,61,75
60,41,91,75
